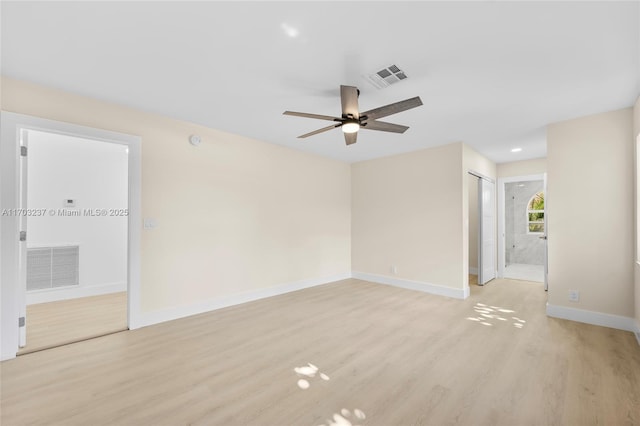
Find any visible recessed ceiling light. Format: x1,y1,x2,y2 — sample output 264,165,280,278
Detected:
280,23,299,38
511,148,522,153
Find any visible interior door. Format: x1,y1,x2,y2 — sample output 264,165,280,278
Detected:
478,178,496,285
17,129,29,347
543,173,548,291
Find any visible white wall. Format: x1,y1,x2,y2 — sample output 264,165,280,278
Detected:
547,108,635,330
1,77,351,328
26,130,128,303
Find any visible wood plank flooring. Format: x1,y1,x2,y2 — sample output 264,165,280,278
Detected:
1,279,639,426
18,292,128,355
469,273,478,286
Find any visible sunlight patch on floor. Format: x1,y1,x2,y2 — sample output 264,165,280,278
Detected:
467,303,526,329
294,362,330,390
318,407,366,426
292,363,367,424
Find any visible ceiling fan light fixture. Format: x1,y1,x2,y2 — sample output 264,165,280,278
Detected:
283,85,423,144
342,121,360,133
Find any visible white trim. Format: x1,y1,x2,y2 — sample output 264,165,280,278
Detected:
135,272,352,328
469,267,478,275
26,282,126,305
546,303,637,332
126,126,142,330
0,111,141,360
635,320,640,347
352,271,468,300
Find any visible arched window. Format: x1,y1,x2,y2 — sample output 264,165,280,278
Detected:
527,191,544,234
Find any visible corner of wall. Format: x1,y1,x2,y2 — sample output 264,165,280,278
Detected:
351,271,469,300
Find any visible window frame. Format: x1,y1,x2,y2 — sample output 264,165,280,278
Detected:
526,192,545,235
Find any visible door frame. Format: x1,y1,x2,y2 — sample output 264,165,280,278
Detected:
468,171,496,286
1,111,142,360
496,173,545,279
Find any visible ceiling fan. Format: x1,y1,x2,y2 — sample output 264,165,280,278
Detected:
283,85,423,145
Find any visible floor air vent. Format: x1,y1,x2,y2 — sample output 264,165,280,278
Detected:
27,246,79,291
365,64,408,89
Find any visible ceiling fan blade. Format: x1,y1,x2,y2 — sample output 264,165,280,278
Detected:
361,96,423,120
340,85,359,119
362,120,409,134
283,111,341,121
298,123,342,138
344,131,357,145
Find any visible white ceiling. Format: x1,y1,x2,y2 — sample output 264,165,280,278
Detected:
2,1,639,164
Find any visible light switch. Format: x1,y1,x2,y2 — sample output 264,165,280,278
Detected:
143,218,157,230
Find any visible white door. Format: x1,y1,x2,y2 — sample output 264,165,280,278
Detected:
543,173,548,291
478,178,496,285
17,130,29,347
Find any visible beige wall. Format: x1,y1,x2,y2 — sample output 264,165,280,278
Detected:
547,108,634,318
463,144,496,179
352,142,465,291
1,77,351,314
352,142,495,294
497,158,547,178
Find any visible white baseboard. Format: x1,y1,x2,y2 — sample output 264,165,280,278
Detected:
469,267,478,275
546,303,637,333
635,320,640,347
135,272,352,329
352,271,468,300
26,281,127,305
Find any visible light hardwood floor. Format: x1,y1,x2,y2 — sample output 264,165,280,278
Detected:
2,279,639,425
18,292,128,355
469,274,478,286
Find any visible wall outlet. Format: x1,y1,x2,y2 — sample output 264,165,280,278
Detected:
391,265,398,275
568,290,580,302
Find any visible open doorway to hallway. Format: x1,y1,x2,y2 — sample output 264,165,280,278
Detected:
18,129,128,354
499,176,546,283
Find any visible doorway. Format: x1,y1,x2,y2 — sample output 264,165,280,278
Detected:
18,129,129,354
0,112,141,360
498,174,547,283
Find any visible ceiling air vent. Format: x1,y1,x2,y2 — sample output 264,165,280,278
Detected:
365,64,408,89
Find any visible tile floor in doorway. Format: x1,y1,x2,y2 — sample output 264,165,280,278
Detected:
504,263,544,282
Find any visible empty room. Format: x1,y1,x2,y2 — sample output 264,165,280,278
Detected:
1,2,639,425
